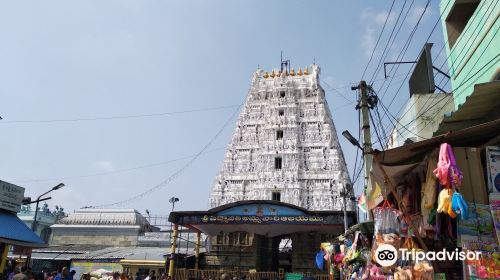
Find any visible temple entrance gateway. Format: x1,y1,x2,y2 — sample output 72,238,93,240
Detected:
168,200,355,272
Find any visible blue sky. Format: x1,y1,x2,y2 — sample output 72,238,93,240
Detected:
0,0,448,215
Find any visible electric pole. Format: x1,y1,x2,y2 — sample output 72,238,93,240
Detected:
353,81,373,220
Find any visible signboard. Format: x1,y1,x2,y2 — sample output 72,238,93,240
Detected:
489,192,500,245
458,203,498,253
409,43,435,95
486,146,500,193
12,245,32,256
200,214,328,224
0,180,25,212
458,203,495,238
285,273,303,280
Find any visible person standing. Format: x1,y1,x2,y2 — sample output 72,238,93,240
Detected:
13,267,28,280
54,267,70,280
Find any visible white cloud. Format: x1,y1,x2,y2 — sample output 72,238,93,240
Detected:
361,27,376,57
360,8,396,58
407,5,433,26
92,160,115,172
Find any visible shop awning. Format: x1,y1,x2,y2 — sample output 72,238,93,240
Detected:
376,118,500,166
435,81,500,135
0,210,45,247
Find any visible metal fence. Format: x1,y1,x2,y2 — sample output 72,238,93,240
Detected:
174,269,329,280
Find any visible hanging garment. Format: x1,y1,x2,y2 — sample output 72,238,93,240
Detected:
451,192,468,219
447,144,463,189
315,250,325,270
421,158,438,226
437,188,453,214
434,143,451,187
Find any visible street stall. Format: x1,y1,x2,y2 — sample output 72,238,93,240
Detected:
0,180,46,275
318,120,500,279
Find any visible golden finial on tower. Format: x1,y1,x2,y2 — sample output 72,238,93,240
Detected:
304,67,310,75
277,70,281,77
263,71,269,78
290,68,295,76
297,68,303,76
270,69,275,78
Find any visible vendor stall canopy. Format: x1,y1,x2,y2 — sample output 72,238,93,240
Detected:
377,119,500,166
0,210,45,247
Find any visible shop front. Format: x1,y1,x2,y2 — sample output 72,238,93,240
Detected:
0,180,46,274
325,120,500,279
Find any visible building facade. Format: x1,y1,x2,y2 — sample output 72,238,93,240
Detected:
440,0,499,108
50,208,154,246
209,65,353,211
386,93,455,148
17,204,61,243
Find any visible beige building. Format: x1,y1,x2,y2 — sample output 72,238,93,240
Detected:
50,208,155,246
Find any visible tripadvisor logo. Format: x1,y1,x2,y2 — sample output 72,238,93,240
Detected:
375,244,482,267
375,244,398,267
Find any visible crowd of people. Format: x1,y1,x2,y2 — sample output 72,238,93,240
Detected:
3,266,76,280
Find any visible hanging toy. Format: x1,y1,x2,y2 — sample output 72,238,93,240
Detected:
451,192,468,219
434,143,451,187
446,143,463,189
436,189,453,214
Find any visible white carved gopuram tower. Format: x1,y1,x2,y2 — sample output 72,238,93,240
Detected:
209,64,353,211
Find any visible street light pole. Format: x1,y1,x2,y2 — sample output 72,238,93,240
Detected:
169,197,179,212
32,183,65,232
168,197,179,243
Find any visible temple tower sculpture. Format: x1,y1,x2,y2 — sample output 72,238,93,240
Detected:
209,64,354,211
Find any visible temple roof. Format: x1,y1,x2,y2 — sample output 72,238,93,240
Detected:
56,208,150,226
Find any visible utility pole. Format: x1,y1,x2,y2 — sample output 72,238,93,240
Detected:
353,81,373,220
342,184,348,233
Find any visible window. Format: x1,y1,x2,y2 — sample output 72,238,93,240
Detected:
445,0,480,48
276,130,283,140
278,109,284,116
272,192,281,202
238,232,249,245
280,91,286,98
216,233,224,245
274,157,282,170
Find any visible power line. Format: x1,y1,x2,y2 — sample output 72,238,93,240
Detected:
0,104,240,124
392,51,500,140
360,0,397,80
404,24,500,137
374,105,388,148
368,0,412,85
380,0,496,133
91,103,243,208
446,0,499,76
412,50,500,137
369,109,385,151
12,147,226,183
322,79,356,104
404,0,495,113
432,0,496,90
350,109,361,184
376,0,432,112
